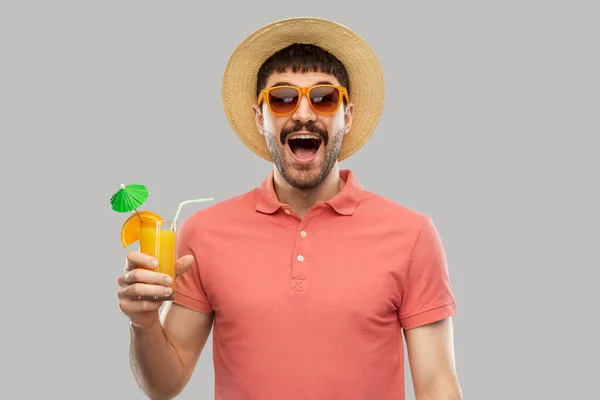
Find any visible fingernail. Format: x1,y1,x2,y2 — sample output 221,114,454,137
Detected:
164,276,173,285
164,287,172,296
151,259,158,268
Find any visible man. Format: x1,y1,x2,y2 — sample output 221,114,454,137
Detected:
117,17,462,400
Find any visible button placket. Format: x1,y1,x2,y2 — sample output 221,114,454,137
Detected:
290,220,312,293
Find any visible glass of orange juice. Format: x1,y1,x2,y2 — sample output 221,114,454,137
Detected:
138,219,177,301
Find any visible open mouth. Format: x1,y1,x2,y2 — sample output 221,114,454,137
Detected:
287,134,323,161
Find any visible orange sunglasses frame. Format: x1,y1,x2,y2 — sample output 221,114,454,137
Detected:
257,84,349,116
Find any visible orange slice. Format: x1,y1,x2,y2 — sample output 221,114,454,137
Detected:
120,210,163,247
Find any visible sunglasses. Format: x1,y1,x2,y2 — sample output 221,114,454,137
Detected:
257,84,349,116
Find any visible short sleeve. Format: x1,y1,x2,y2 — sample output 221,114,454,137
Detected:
172,215,213,313
398,217,456,329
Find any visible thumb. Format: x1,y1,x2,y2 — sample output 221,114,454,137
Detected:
175,254,195,277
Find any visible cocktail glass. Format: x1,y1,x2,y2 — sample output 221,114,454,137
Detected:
138,219,177,301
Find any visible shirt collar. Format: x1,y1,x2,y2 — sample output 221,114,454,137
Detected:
255,169,364,216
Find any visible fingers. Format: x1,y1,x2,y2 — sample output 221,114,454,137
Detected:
118,252,194,307
175,254,195,277
118,298,163,314
117,251,175,327
118,282,173,300
125,251,158,272
125,252,196,277
117,266,173,300
122,267,173,287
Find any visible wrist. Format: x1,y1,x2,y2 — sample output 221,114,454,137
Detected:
130,315,160,333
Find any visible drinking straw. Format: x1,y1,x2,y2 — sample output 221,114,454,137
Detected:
170,198,214,230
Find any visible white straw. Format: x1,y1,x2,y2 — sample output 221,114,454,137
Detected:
170,198,214,230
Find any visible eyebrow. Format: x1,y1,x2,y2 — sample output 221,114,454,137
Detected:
269,80,334,87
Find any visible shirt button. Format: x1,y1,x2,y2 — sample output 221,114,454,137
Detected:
284,209,291,215
300,231,307,237
297,255,304,262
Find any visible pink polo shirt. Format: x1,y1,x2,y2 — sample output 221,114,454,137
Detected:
173,169,456,399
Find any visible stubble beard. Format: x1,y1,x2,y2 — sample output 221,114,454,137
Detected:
264,125,345,190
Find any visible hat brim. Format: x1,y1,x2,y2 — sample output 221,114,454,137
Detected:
221,17,385,162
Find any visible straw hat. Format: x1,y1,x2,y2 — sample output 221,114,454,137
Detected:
221,17,385,162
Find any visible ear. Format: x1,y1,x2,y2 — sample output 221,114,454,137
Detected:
343,102,354,135
252,104,265,135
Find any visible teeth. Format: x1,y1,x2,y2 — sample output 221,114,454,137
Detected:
289,134,320,140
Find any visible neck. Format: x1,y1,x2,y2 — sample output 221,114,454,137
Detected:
273,164,345,218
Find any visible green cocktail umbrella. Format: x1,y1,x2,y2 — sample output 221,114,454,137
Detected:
110,183,148,217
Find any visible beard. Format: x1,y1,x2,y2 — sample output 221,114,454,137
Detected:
264,120,345,190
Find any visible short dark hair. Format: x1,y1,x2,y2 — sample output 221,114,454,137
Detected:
256,43,350,99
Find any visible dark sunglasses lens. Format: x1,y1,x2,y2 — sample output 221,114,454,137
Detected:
309,86,340,113
268,87,299,114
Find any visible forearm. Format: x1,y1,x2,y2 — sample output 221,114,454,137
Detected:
129,319,187,399
415,376,462,400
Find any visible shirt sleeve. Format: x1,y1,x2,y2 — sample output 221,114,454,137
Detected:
398,217,456,329
172,215,214,314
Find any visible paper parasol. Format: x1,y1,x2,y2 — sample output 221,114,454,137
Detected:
110,183,148,214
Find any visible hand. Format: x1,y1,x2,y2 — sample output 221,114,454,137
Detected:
117,252,195,330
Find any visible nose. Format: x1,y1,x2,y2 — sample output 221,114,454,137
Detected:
291,94,316,124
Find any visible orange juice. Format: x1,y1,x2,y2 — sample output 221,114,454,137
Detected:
139,220,177,299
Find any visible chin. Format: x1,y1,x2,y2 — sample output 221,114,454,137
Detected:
283,172,325,190
280,157,331,189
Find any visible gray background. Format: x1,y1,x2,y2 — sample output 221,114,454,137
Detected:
1,0,598,398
